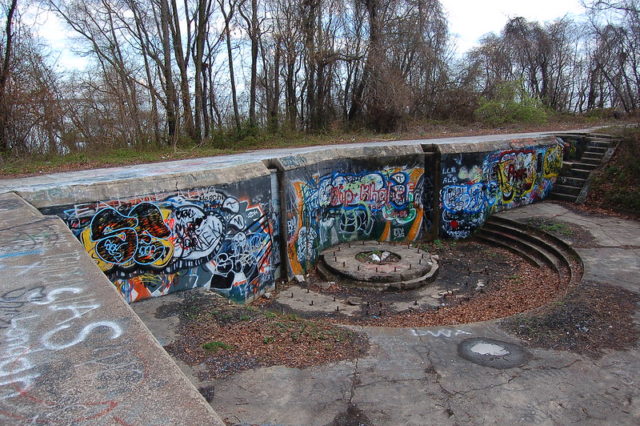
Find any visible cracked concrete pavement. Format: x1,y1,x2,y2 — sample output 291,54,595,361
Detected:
139,201,640,425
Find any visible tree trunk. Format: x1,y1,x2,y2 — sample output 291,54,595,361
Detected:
0,0,19,155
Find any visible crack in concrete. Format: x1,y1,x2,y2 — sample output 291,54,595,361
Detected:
346,358,359,406
520,359,582,372
413,332,457,418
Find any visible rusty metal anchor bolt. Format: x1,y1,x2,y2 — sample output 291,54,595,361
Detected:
310,300,314,306
336,306,340,312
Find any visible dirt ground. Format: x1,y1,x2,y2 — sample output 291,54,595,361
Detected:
502,280,640,357
155,239,587,380
161,290,369,380
524,216,597,247
264,240,568,327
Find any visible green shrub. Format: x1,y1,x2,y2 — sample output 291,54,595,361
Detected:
474,81,548,126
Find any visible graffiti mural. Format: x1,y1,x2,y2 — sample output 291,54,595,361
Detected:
286,163,424,275
440,144,562,238
54,183,275,303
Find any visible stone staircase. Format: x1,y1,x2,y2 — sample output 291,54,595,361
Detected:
476,216,583,288
551,133,619,203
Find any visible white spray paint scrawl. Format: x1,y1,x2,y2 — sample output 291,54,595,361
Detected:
411,329,473,338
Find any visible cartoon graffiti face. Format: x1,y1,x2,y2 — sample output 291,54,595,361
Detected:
173,205,224,260
496,151,536,201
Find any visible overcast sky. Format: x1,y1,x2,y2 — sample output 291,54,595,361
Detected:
441,0,587,53
30,0,589,71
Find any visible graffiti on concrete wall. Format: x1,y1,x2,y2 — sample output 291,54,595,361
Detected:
287,165,424,275
57,185,274,303
440,144,562,238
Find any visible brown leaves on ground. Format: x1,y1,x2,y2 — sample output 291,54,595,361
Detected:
350,261,564,328
164,295,368,379
502,281,640,357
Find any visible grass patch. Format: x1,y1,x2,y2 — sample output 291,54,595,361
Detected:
527,218,573,236
202,341,234,352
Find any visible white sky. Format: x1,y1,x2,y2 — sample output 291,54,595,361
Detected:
29,0,589,71
441,0,587,53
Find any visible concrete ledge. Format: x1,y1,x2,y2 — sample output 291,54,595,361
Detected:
273,145,424,171
437,136,559,155
0,193,224,424
10,161,271,209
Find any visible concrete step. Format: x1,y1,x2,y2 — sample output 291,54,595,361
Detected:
488,216,583,285
479,226,562,272
578,158,602,166
589,140,614,148
581,153,604,161
588,133,618,139
571,162,598,170
570,168,592,179
549,192,578,202
558,176,586,186
475,231,547,269
585,146,607,154
554,184,582,196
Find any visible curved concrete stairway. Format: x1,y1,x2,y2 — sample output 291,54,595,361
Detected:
476,215,583,288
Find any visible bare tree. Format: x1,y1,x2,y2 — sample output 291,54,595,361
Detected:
0,0,19,154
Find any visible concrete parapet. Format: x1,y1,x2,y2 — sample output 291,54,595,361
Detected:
0,193,224,424
11,161,270,209
0,136,563,304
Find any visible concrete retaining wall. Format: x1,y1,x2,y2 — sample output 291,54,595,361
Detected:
438,137,563,239
41,168,279,304
272,146,426,276
2,136,562,305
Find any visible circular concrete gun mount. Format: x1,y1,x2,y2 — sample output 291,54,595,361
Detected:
320,241,438,290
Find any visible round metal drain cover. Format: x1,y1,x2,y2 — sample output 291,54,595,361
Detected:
458,337,530,369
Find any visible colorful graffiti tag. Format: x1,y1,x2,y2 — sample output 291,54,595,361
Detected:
58,186,274,303
287,166,424,275
440,144,562,238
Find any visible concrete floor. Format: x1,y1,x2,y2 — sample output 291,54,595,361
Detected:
135,201,640,425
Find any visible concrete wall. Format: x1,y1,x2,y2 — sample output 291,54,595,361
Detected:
41,166,279,303
438,137,563,239
5,136,562,304
0,193,224,424
273,146,426,276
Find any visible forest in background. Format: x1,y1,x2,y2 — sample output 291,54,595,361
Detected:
0,0,638,159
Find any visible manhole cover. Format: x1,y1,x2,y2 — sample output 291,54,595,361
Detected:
321,241,438,290
458,337,530,369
